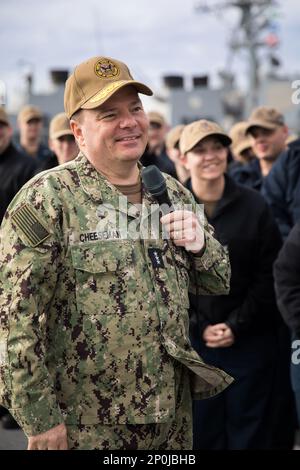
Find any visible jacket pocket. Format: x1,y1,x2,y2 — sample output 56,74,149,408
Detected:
71,240,139,316
70,241,141,394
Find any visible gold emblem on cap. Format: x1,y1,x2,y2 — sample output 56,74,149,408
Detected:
94,59,120,79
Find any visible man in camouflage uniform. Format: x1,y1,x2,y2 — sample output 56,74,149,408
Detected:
0,56,232,450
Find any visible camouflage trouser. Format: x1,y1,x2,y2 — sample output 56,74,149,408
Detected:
67,364,192,450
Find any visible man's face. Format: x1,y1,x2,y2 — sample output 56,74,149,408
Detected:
184,136,228,181
72,86,148,166
0,122,12,154
148,121,167,150
250,125,288,161
49,135,78,165
19,118,43,141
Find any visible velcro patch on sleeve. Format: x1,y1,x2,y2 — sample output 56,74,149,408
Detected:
11,203,50,247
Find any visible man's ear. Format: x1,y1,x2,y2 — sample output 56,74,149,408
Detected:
70,119,84,147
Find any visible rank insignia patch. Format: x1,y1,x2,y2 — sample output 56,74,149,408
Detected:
148,248,165,269
11,203,50,247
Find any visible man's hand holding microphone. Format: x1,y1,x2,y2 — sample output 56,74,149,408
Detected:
141,165,205,254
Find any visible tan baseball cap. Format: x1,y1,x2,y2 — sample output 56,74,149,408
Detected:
64,56,153,119
18,105,42,123
0,107,10,126
245,106,285,134
179,119,231,154
49,112,73,140
166,124,185,149
147,111,166,126
230,121,253,156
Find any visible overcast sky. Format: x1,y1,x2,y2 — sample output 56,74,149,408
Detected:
1,0,300,111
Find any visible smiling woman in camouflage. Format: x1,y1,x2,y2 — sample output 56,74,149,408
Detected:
0,56,232,450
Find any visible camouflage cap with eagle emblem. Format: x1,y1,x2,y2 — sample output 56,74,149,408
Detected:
64,56,153,119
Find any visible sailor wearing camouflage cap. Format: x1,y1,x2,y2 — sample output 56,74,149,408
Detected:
0,56,232,450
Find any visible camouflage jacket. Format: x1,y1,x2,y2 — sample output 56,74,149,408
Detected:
0,152,232,436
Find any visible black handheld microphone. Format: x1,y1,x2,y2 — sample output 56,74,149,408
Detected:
141,165,174,265
141,165,200,252
141,165,173,215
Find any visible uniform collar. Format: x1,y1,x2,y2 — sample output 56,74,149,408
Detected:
75,151,156,219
